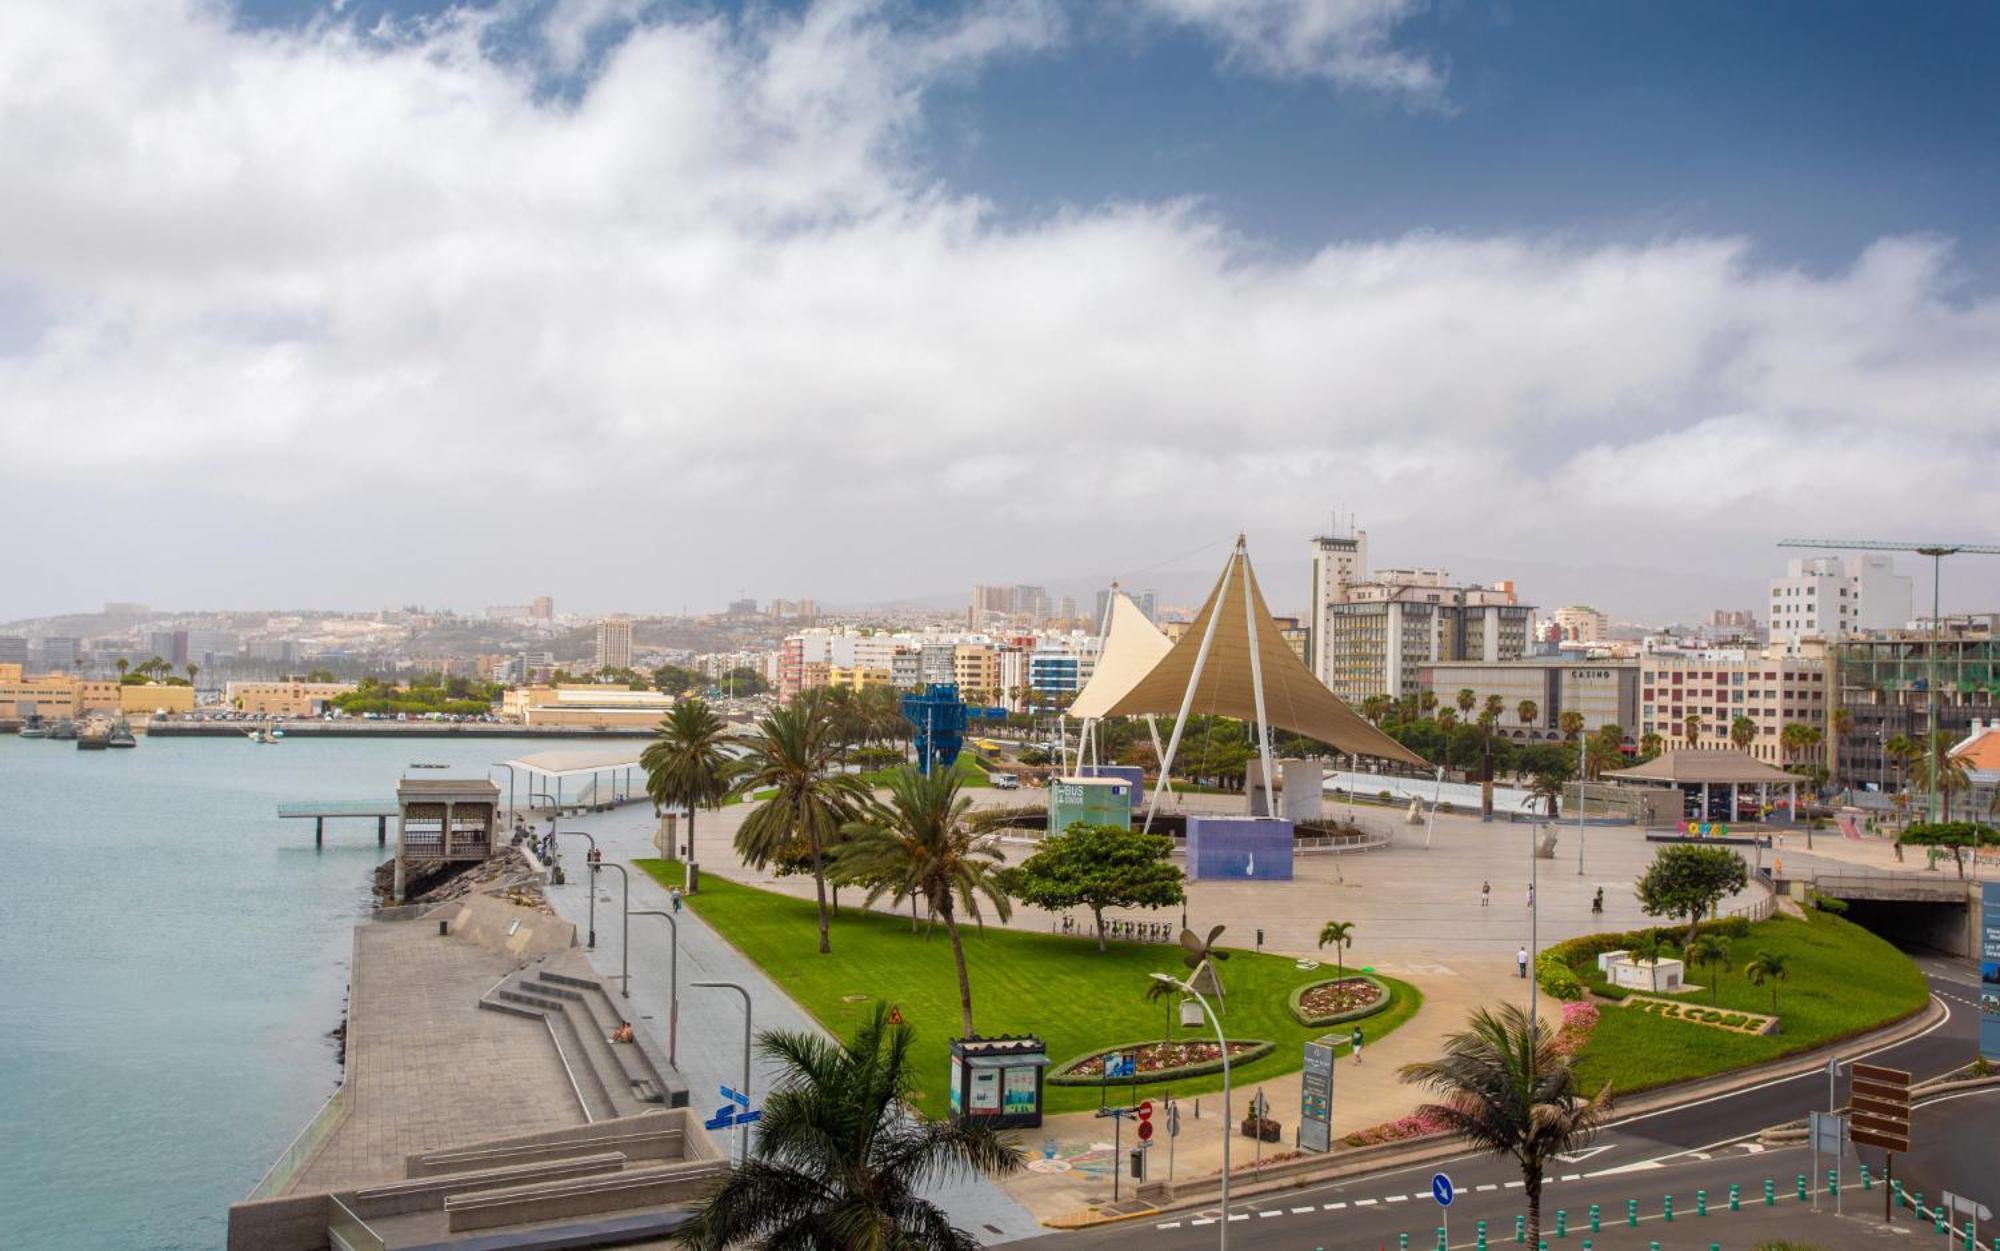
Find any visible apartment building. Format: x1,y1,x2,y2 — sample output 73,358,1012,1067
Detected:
1308,530,1368,680
1421,659,1638,742
1638,651,1828,762
594,617,634,671
1548,606,1609,644
1321,568,1535,704
1769,555,1912,647
1833,623,2000,789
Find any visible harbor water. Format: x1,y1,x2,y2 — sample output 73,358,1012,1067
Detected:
0,732,587,1249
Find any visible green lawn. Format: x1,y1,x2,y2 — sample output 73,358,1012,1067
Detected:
640,859,1421,1116
857,753,990,788
1570,911,1928,1097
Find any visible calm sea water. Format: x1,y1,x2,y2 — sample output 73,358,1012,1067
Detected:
0,733,585,1250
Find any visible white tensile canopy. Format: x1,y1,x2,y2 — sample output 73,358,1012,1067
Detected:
1101,537,1424,822
1069,589,1173,720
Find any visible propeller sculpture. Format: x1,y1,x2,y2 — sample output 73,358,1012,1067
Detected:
1179,924,1229,1002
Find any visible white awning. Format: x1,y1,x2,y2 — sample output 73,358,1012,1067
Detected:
1068,590,1173,720
500,747,647,778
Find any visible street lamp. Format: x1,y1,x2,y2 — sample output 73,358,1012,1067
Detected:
593,857,633,998
554,829,599,948
631,909,681,1067
1150,966,1229,1250
694,980,754,1165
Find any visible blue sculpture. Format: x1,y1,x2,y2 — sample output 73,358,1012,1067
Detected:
901,684,969,775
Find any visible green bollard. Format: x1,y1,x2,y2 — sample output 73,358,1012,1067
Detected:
1627,1199,1638,1227
1401,1234,1410,1251
1516,1215,1526,1244
1966,1223,1977,1248
1589,1204,1600,1233
1581,1243,1591,1251
1698,1189,1708,1217
1478,1219,1488,1251
1861,1164,1872,1191
1765,1179,1776,1207
1730,1183,1741,1211
1438,1227,1448,1251
1539,1241,1548,1251
1828,1170,1839,1200
1664,1195,1675,1223
1556,1210,1567,1239
1798,1173,1809,1201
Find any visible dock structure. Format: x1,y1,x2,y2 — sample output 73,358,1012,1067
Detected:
393,778,502,902
494,746,650,819
276,799,399,848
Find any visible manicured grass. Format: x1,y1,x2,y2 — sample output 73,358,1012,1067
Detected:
1570,911,1928,1097
857,753,990,788
640,859,1421,1116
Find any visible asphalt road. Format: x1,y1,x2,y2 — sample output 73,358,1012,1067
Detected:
1040,955,1991,1250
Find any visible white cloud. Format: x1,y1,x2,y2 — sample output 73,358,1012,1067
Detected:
1131,0,1443,98
0,0,1995,618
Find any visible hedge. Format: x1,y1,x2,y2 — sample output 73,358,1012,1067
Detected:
1046,1039,1277,1087
1535,916,1753,1002
1287,975,1393,1027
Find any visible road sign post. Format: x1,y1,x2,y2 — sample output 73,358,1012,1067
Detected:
1849,1063,1912,1223
1433,1172,1454,1250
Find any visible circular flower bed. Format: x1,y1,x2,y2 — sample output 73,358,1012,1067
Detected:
1047,1038,1275,1086
1287,975,1391,1027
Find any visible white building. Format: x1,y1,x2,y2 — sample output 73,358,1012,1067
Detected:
1320,567,1535,704
1639,648,1828,762
594,616,634,671
1308,529,1369,681
1549,605,1609,644
1769,554,1912,648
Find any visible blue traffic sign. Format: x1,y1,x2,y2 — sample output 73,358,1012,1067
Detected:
721,1084,750,1107
1432,1173,1455,1208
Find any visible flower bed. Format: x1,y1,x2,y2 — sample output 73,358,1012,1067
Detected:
1622,995,1777,1035
1047,1038,1276,1086
1341,1109,1452,1147
1287,975,1392,1027
1553,1000,1600,1058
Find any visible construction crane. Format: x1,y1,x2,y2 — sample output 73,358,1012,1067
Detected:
1778,538,2000,822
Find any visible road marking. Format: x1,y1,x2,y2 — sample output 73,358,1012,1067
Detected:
1355,1198,1378,1206
1258,1210,1283,1218
1227,1214,1249,1222
1190,1218,1214,1226
1687,1151,1712,1160
1505,1181,1524,1189
1292,1206,1317,1214
1560,1173,1581,1181
1386,1194,1409,1203
1324,1202,1348,1211
1740,1143,1767,1154
1476,1184,1498,1193
1158,1221,1182,1229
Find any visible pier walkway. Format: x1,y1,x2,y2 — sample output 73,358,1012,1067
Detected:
275,799,397,847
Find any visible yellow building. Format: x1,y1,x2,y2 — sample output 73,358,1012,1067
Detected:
120,684,196,715
501,684,674,729
0,674,177,718
226,681,358,716
827,665,892,691
952,645,999,698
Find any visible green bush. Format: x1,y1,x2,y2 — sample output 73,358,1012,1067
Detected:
1536,953,1584,1001
1535,917,1751,1001
1046,1039,1277,1086
1286,975,1393,1026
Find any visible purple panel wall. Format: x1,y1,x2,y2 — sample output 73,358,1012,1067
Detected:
1185,816,1294,881
1082,765,1145,809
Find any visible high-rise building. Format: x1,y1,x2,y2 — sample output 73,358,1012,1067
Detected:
1549,606,1609,644
595,617,634,671
971,584,1013,625
146,630,191,668
0,637,27,670
1309,530,1369,682
1013,585,1048,620
529,595,555,622
1320,570,1534,704
726,598,759,616
1833,623,2000,790
1769,554,1912,648
1640,650,1827,763
37,637,80,674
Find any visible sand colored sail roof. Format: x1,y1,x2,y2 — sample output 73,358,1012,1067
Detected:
1069,590,1174,720
1103,545,1424,767
1602,749,1799,785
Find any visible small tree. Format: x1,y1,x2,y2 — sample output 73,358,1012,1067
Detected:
1897,821,2000,880
1684,933,1731,1003
1634,844,1748,945
1729,716,1756,750
1743,949,1791,1013
1005,823,1185,952
1317,920,1356,980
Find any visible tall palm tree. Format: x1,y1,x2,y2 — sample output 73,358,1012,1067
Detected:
1316,920,1356,980
1743,949,1791,1013
1419,690,1439,716
114,657,129,679
1362,694,1393,725
185,662,200,687
1517,699,1539,731
1400,1004,1610,1248
1909,731,1971,821
1558,710,1585,744
1685,934,1731,1004
1729,715,1756,750
680,1005,1021,1250
1779,721,1812,766
735,700,870,954
1884,732,1916,798
1830,707,1854,785
640,698,736,875
1456,688,1477,718
1682,713,1704,749
834,767,1012,1038
1639,731,1665,759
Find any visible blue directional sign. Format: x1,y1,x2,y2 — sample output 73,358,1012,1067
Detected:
721,1084,750,1107
705,1104,763,1131
1432,1173,1455,1208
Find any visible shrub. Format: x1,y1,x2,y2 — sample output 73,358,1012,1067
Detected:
1536,952,1584,1001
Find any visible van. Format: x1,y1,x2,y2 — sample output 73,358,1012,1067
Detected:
990,772,1020,790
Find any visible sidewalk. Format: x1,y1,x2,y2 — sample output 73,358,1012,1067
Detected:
536,801,1045,1244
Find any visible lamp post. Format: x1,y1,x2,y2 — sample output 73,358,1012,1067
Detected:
593,857,632,998
554,830,599,948
1151,966,1229,1250
631,909,680,1067
695,980,754,1165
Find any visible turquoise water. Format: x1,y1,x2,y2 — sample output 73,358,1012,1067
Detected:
0,734,582,1250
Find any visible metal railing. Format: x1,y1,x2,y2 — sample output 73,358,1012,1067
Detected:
245,1087,348,1200
327,1194,386,1251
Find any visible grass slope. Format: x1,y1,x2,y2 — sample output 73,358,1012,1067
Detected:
1571,911,1928,1096
640,859,1420,1116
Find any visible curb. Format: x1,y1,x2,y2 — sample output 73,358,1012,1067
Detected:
1038,994,1950,1230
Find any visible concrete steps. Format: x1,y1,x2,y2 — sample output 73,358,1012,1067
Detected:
476,965,686,1127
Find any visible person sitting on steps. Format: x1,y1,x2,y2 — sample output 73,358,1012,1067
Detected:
610,1021,635,1044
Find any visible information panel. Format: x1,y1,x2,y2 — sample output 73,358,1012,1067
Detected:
1299,1040,1335,1153
1981,882,2000,1061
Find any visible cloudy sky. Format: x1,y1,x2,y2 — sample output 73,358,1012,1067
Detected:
4,0,1998,623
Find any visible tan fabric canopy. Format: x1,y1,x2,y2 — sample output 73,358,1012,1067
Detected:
1603,749,1799,785
1068,589,1173,720
1103,543,1424,767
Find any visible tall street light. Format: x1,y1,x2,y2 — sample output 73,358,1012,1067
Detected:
592,856,633,998
553,829,598,948
1150,965,1230,1250
695,980,754,1165
631,909,681,1067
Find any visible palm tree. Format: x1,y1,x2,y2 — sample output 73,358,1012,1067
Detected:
185,662,200,687
1437,708,1458,735
1830,708,1854,784
640,698,736,876
1639,731,1665,759
1729,715,1756,750
1884,732,1916,798
1517,699,1539,730
114,657,129,679
1362,694,1393,725
835,767,1011,1038
735,700,871,954
1420,690,1439,716
1629,928,1674,992
1317,920,1356,980
1400,1004,1610,1249
1682,713,1704,749
680,1004,1021,1250
1527,760,1571,818
1742,949,1791,1013
1909,730,1970,821
1685,934,1731,1003
1558,710,1586,744
1457,688,1477,718
1779,722,1812,766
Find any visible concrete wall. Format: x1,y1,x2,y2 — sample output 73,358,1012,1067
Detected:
225,1193,331,1251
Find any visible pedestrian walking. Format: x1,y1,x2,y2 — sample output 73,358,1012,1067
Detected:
1517,944,1530,978
1349,1025,1363,1064
1526,882,1535,910
669,886,684,913
1481,879,1491,908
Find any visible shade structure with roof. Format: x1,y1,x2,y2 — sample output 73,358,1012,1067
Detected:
1065,585,1174,773
1602,748,1803,825
497,746,649,815
1100,537,1423,826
